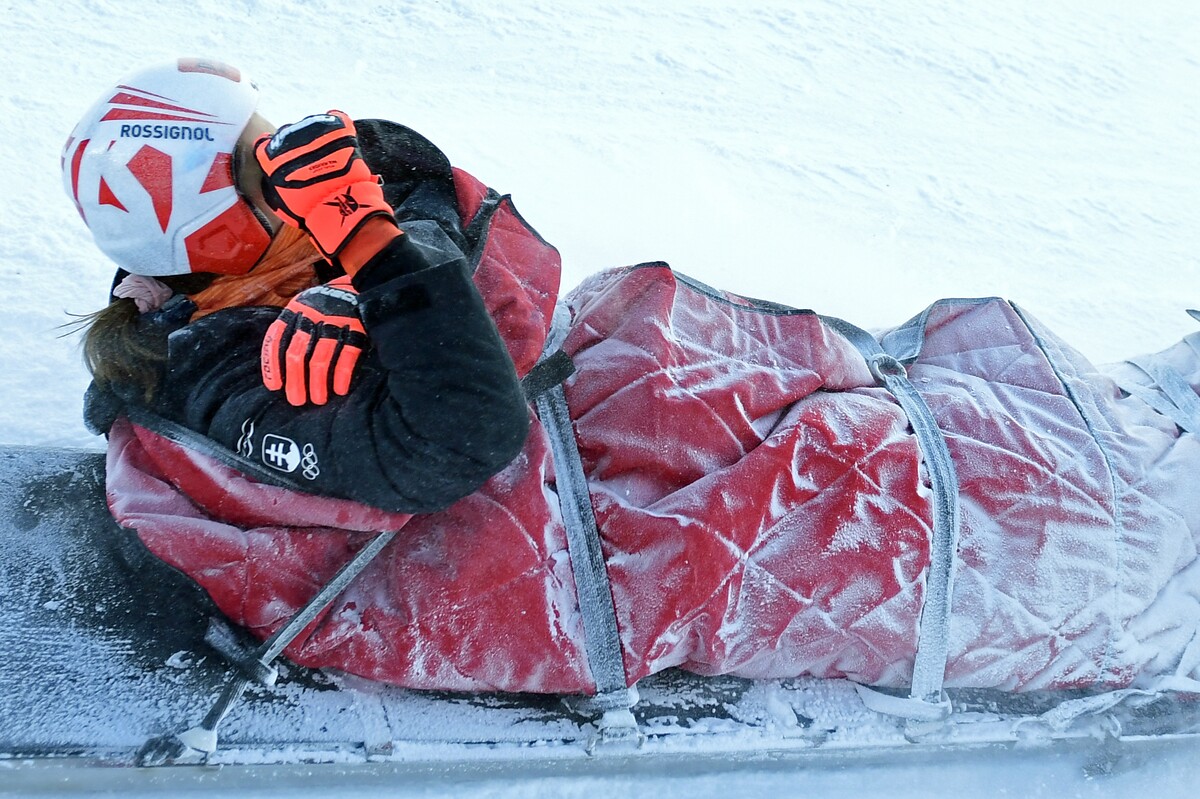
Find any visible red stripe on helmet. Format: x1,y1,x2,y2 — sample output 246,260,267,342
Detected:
127,145,173,232
100,108,232,124
98,177,128,212
69,138,89,222
200,152,234,193
107,91,217,119
115,84,176,102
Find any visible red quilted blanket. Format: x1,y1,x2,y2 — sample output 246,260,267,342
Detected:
106,175,1200,697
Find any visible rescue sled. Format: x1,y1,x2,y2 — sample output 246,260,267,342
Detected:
2,435,1199,786
7,162,1200,788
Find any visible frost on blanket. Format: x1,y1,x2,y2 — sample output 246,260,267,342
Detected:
106,258,1200,697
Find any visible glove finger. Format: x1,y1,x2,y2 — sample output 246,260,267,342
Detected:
284,326,315,407
261,113,352,166
261,315,294,392
253,133,289,176
332,342,363,397
327,110,356,135
308,335,339,406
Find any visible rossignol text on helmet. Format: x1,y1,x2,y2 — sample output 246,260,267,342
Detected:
62,58,272,276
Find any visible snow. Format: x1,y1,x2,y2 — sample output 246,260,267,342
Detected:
2,0,1199,795
4,0,1200,448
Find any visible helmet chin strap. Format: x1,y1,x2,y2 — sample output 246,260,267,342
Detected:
236,202,277,275
247,200,276,239
224,189,279,276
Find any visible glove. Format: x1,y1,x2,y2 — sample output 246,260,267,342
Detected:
261,276,367,406
254,111,397,266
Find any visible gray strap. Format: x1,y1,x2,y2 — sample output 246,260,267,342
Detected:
203,529,398,731
204,617,280,686
533,305,630,699
522,349,576,401
1111,371,1198,433
145,527,399,761
821,315,961,712
260,530,398,663
1117,357,1200,434
536,386,629,696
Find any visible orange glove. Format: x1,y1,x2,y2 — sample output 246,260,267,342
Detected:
261,276,366,406
254,111,398,268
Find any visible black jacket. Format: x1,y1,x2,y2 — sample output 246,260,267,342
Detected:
87,121,530,514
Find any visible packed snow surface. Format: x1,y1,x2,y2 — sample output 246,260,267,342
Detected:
3,0,1199,448
1,0,1199,796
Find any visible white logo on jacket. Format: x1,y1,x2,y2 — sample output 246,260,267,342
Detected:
237,419,254,458
301,443,320,480
262,434,301,473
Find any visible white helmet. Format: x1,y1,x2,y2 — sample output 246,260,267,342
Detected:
62,58,271,276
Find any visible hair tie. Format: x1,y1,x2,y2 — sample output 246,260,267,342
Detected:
113,274,174,314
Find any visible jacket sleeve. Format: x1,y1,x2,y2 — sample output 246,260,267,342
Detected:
344,223,533,510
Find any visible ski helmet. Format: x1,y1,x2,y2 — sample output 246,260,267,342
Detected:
62,58,272,277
